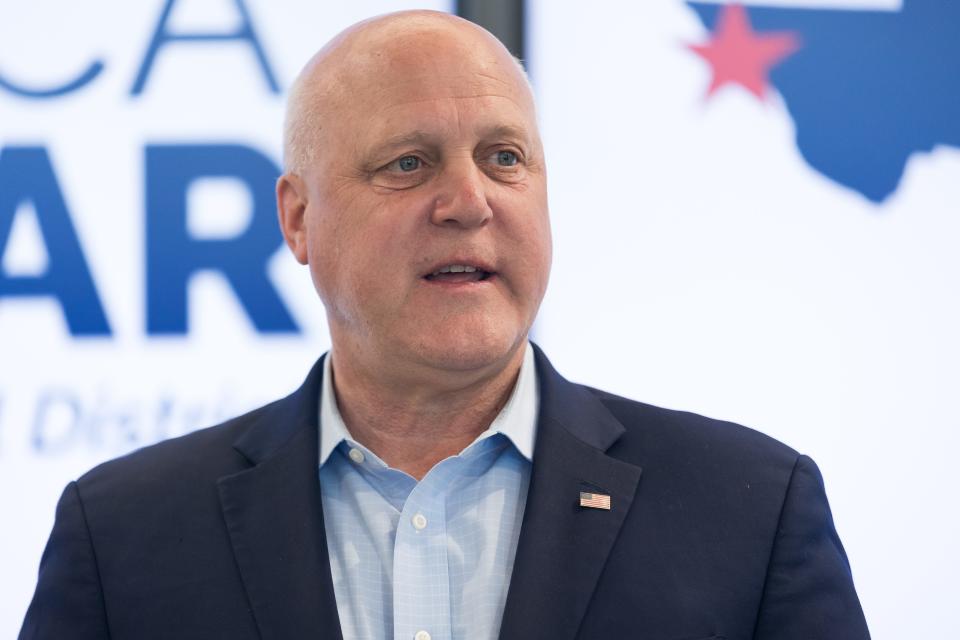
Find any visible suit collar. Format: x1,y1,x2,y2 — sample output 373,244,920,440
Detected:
531,343,626,451
231,356,325,466
499,344,643,640
218,355,343,640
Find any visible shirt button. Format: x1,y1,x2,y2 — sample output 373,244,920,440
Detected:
411,513,427,530
414,631,431,640
348,448,364,464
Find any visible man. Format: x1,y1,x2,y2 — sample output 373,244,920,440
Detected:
20,10,869,640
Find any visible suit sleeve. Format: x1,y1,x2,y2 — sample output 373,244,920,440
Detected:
753,455,870,640
19,481,111,640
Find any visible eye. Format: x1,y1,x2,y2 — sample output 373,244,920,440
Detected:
392,155,421,172
373,153,431,190
495,150,519,166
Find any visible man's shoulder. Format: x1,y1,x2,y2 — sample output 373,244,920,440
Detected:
582,384,801,472
75,398,283,500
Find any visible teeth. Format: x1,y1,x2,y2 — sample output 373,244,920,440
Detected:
432,264,479,275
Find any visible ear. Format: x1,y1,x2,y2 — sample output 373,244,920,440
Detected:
276,173,309,265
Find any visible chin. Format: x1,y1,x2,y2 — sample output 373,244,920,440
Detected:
406,324,526,373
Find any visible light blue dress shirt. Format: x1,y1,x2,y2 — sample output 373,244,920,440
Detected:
318,344,538,640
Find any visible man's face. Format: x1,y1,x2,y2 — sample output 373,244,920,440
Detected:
287,25,551,375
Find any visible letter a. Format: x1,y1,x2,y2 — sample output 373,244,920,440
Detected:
0,147,111,336
131,0,279,95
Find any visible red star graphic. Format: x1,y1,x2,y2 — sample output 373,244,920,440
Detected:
689,3,801,100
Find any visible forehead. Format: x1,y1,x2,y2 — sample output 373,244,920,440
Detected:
361,92,535,153
342,19,521,93
324,26,537,149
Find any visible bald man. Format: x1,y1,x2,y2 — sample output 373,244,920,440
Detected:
20,11,869,640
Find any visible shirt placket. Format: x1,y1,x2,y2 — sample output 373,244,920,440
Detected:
392,463,453,640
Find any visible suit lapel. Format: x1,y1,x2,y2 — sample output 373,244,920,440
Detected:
217,357,343,640
499,346,643,640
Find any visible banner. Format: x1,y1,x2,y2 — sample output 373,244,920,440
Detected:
530,1,959,637
0,0,450,633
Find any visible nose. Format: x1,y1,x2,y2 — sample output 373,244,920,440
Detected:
429,161,493,229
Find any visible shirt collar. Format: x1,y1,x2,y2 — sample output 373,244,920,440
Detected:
318,342,538,466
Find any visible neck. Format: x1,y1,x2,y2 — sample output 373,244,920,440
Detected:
329,343,526,480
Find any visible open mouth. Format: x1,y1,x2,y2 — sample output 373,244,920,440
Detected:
423,264,495,284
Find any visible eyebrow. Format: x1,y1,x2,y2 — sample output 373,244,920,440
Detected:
365,124,533,162
374,130,439,153
477,124,531,145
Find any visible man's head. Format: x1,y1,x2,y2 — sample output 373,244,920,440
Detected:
277,11,551,382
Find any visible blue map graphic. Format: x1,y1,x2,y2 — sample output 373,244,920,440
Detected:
688,0,960,203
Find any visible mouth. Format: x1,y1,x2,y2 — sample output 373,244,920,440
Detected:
423,263,496,284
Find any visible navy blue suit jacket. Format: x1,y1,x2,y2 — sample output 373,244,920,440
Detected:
21,346,870,639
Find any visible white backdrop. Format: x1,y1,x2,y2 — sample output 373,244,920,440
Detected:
2,1,957,638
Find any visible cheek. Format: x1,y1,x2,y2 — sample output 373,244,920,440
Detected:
514,210,553,289
306,205,408,311
304,207,360,310
533,211,553,262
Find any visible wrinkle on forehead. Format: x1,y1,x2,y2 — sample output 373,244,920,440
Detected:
376,93,528,116
283,10,536,174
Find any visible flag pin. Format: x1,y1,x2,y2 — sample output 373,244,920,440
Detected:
579,491,611,510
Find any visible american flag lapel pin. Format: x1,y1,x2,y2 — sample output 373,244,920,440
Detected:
579,491,611,510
